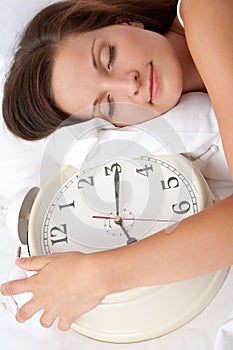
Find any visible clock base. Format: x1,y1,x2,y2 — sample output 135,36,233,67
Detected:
71,267,229,343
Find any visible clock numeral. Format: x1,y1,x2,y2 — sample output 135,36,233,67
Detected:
77,176,94,189
105,163,122,176
172,200,191,214
59,200,75,210
136,164,153,177
161,177,179,190
50,224,68,245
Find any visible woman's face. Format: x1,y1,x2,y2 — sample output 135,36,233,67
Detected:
51,24,183,126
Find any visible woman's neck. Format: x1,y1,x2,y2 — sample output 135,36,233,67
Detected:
165,17,206,93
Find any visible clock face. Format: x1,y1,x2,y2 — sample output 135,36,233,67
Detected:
28,154,212,256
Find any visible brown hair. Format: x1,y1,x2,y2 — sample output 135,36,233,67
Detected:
2,0,178,140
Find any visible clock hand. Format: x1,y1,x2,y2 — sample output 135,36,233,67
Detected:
92,215,177,223
114,216,137,245
113,163,121,216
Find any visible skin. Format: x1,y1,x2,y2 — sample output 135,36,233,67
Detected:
1,0,233,332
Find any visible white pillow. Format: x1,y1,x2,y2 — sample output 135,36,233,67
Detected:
1,0,58,62
47,92,232,187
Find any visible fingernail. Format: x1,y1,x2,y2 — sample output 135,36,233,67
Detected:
16,258,26,265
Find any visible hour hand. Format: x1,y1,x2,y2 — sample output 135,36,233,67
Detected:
114,216,137,245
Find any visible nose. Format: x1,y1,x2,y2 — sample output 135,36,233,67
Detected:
102,70,141,97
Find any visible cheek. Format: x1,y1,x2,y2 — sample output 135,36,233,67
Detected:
112,103,157,125
116,29,154,59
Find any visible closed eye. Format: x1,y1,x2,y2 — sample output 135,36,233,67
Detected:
108,45,115,70
107,94,114,118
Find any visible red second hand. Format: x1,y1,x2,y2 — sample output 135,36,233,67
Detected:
92,215,177,223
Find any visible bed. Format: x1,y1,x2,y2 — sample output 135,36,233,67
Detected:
1,1,233,349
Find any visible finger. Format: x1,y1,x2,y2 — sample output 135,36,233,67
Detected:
40,312,57,329
16,256,50,271
16,300,41,323
58,318,72,332
1,278,30,296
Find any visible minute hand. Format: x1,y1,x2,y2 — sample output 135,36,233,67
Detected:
114,164,121,216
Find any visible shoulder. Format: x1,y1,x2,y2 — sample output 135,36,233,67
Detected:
179,0,233,174
177,0,233,29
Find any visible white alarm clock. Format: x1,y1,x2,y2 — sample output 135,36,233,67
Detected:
12,151,228,343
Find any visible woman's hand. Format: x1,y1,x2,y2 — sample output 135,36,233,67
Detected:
0,252,109,331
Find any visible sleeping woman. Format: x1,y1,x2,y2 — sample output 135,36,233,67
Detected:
1,0,233,332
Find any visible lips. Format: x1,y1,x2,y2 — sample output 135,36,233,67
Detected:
149,62,158,102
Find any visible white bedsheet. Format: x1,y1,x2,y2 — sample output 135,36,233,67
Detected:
1,1,233,349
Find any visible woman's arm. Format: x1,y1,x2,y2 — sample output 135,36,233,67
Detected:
180,0,233,175
96,194,233,291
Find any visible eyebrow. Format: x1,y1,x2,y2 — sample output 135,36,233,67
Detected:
91,38,97,69
91,39,98,117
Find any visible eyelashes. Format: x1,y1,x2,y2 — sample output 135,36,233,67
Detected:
108,45,115,70
107,45,115,118
107,94,114,118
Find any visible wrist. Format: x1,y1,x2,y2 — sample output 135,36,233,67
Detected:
87,251,115,298
89,250,124,297
91,244,141,296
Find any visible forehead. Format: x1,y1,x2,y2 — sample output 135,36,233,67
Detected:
51,32,93,115
55,23,144,56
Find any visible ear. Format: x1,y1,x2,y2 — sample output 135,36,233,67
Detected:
115,17,144,29
127,21,144,29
